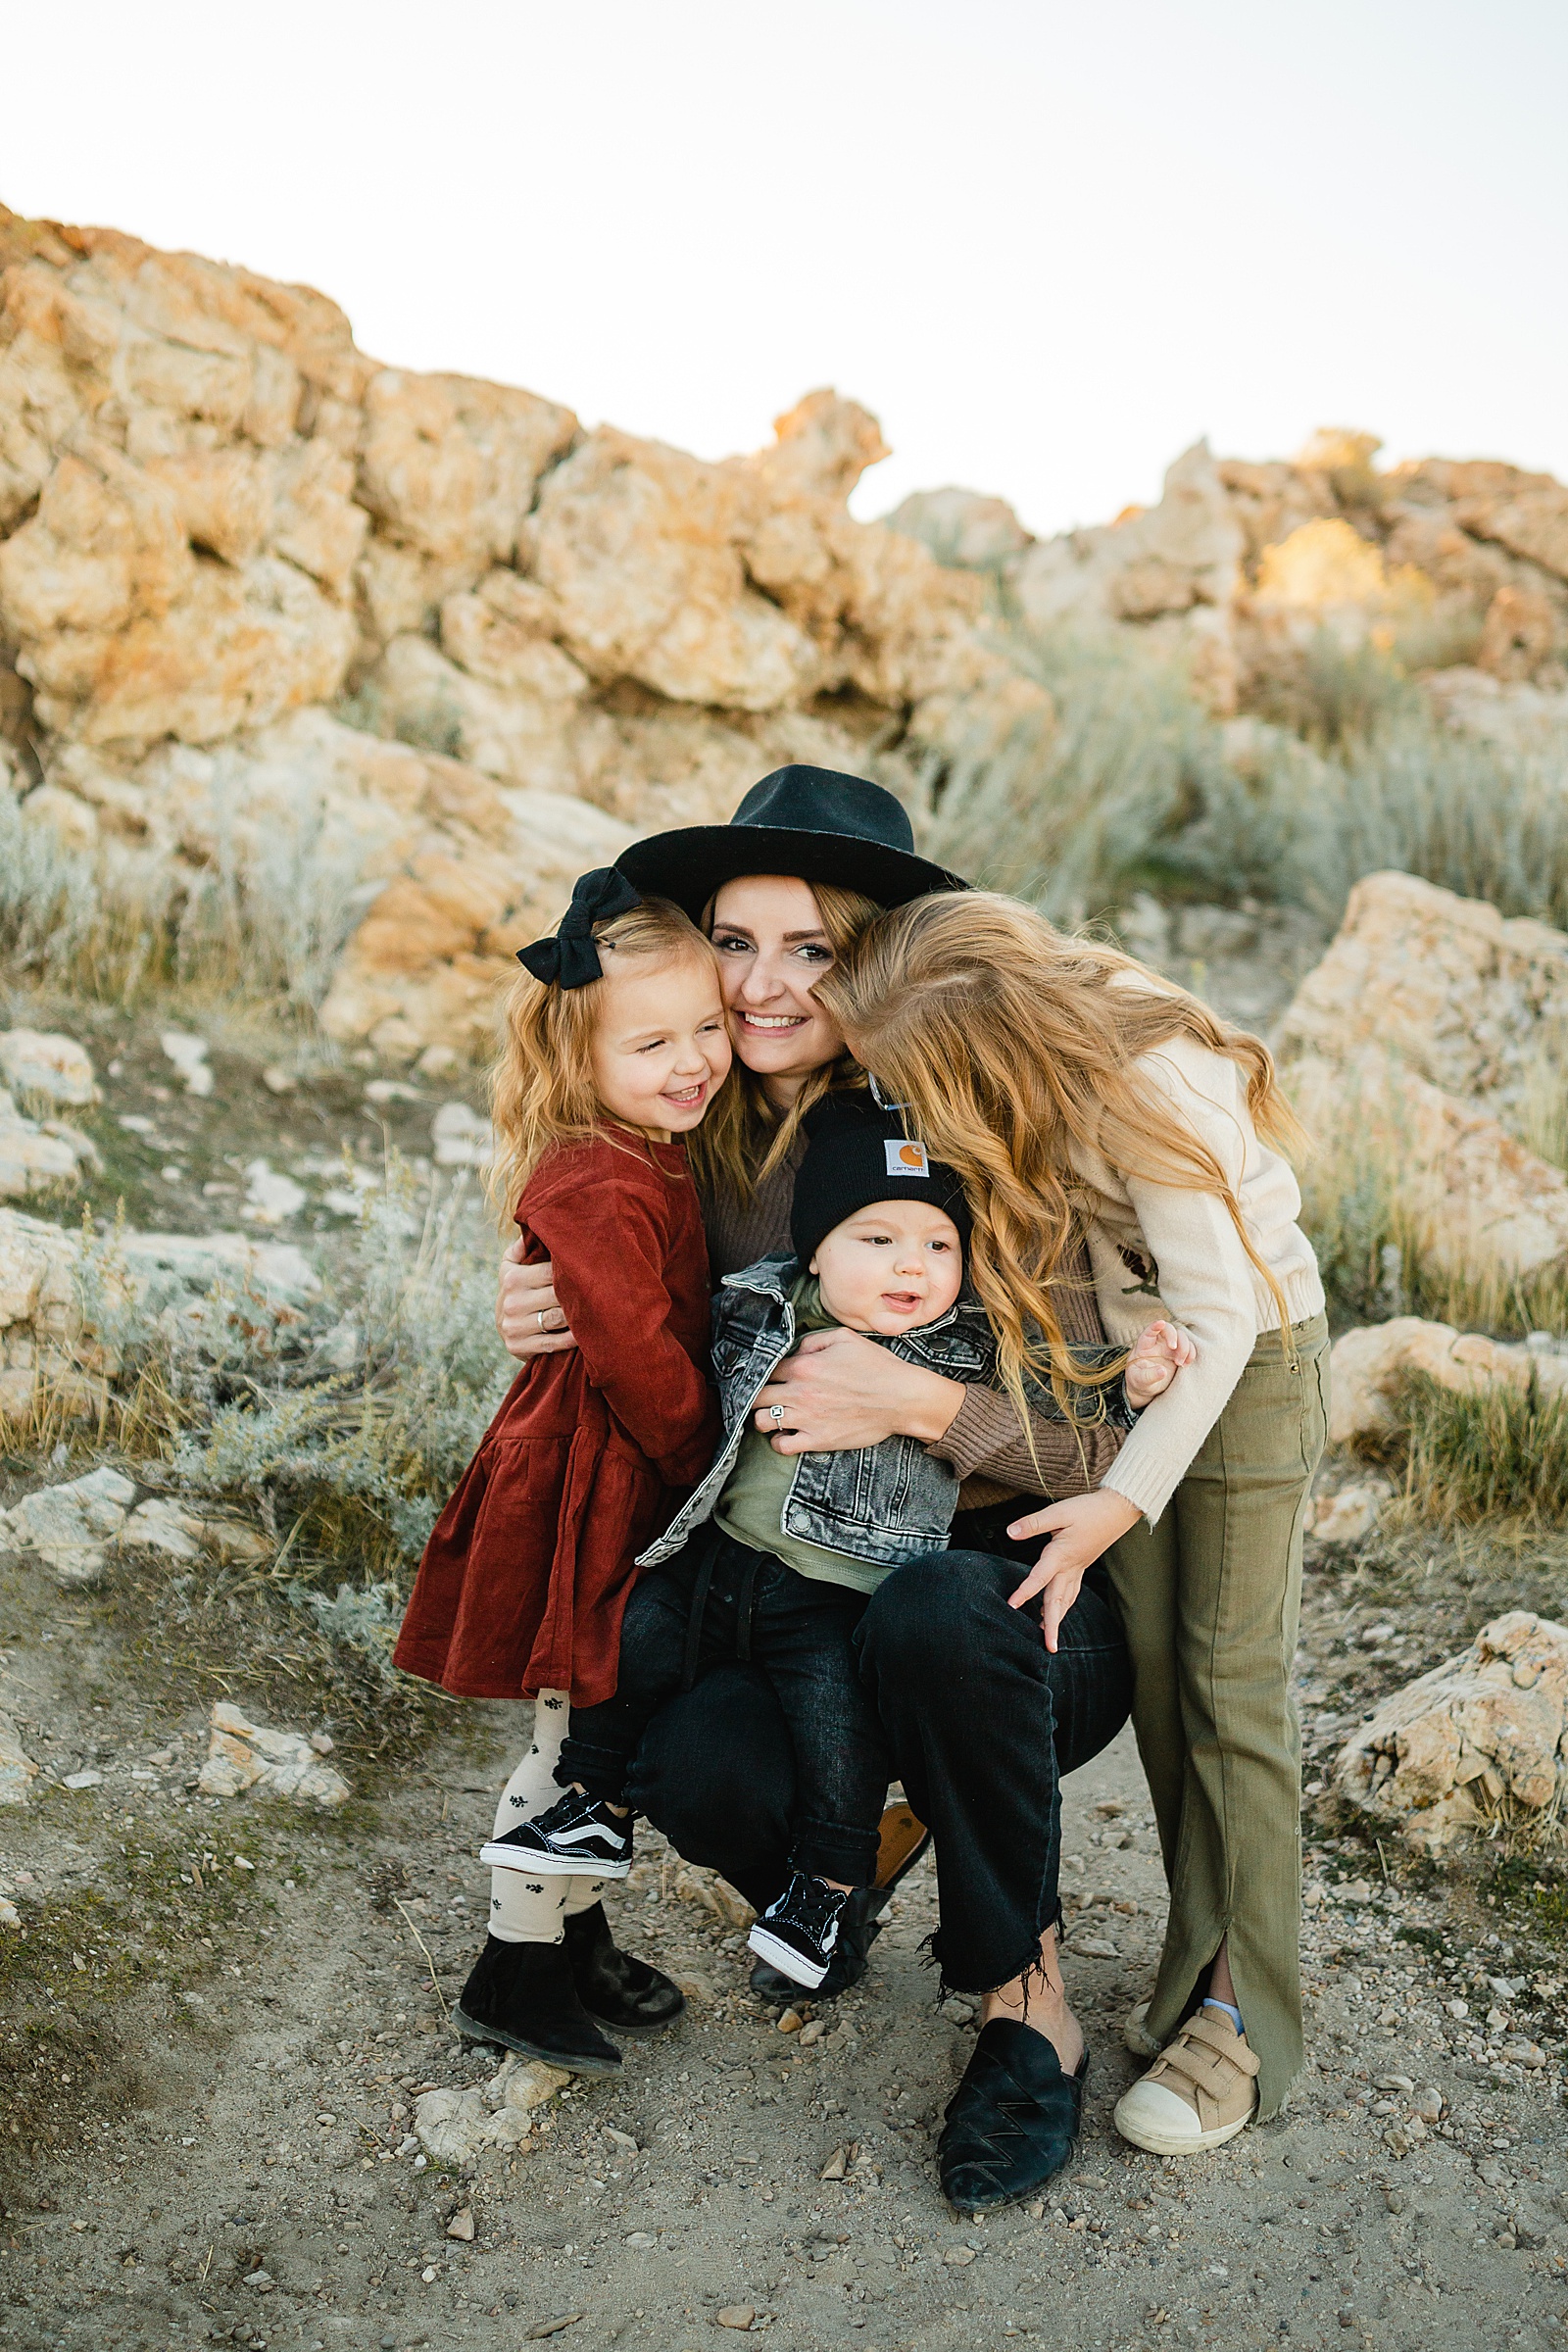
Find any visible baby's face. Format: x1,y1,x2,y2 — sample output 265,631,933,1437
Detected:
809,1200,964,1337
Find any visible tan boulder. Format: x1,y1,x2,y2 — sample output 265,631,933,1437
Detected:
1327,1315,1568,1446
1290,1048,1568,1285
1280,870,1568,1123
0,1029,98,1106
1280,872,1568,1292
884,486,1033,571
1008,442,1244,711
1335,1611,1568,1849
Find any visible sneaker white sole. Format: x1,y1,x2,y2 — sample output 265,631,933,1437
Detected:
1111,2082,1254,2156
747,1924,829,1989
480,1841,630,1878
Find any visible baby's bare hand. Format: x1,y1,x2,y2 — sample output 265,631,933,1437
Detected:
1124,1318,1196,1409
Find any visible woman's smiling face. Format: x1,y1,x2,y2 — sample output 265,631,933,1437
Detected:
710,874,848,1099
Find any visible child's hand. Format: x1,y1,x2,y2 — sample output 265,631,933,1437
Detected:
1123,1319,1196,1409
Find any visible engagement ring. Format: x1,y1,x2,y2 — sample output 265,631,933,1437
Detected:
768,1402,785,1424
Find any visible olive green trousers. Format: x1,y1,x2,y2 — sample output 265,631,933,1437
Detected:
1105,1312,1329,2120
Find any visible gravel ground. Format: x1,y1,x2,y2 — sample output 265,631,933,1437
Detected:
4,1526,1568,2352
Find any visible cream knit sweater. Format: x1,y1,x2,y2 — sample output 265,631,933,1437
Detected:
1072,1030,1324,1526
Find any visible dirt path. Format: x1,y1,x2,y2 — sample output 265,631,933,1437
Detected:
5,1563,1568,2352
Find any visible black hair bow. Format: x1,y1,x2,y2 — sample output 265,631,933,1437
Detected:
516,867,643,990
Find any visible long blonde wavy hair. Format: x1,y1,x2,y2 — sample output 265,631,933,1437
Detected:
818,890,1305,1434
488,897,717,1223
685,880,881,1207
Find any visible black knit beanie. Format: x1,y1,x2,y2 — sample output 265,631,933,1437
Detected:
789,1097,972,1271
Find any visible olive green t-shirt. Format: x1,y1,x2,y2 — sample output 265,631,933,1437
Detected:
712,1275,890,1597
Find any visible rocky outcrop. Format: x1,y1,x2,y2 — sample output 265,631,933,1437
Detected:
0,208,1049,1056
1279,872,1568,1290
888,430,1568,716
1336,1611,1568,1850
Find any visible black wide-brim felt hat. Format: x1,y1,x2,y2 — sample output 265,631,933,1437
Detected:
613,765,968,919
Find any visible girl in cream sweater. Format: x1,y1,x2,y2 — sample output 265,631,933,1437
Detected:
825,894,1328,2157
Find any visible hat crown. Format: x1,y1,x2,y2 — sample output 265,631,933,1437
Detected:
731,766,915,857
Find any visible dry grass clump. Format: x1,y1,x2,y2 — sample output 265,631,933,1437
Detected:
0,780,367,1013
1393,1371,1568,1529
171,1166,509,1581
921,622,1568,936
6,1161,509,1697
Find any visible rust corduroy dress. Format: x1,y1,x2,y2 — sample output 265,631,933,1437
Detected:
393,1133,719,1707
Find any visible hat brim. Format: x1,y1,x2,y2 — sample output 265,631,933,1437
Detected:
614,824,968,921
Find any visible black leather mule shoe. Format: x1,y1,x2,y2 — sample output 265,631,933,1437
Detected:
454,1935,622,2077
938,2018,1089,2213
564,1902,685,2035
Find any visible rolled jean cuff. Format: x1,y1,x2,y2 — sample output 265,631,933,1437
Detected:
791,1816,881,1886
556,1736,630,1805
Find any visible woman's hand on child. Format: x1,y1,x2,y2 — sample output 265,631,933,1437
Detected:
1004,1489,1144,1651
753,1328,966,1453
1122,1318,1196,1410
496,1240,578,1360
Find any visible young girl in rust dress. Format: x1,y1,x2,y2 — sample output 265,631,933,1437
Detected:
394,870,727,2075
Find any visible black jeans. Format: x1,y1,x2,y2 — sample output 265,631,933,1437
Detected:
625,1508,1133,1994
563,1530,892,1886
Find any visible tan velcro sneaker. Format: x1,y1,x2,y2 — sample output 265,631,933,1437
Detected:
1112,2005,1261,2155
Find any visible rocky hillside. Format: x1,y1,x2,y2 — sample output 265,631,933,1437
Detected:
5,200,1568,1067
891,431,1568,730
0,203,1042,1061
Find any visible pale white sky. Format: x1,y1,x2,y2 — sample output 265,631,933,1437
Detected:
6,1,1565,536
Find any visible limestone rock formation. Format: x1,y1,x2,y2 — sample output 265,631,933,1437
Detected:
0,1028,98,1105
1279,872,1568,1289
0,1465,137,1586
1335,1611,1568,1850
0,1088,93,1200
0,207,1049,1056
889,430,1568,717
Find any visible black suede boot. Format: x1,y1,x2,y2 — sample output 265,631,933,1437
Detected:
749,1883,886,2001
454,1935,622,2077
564,1903,685,2035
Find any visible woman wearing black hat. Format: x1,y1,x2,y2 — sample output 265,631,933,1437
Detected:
492,765,1136,2210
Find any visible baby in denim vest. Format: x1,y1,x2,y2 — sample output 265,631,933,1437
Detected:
486,1101,1186,1988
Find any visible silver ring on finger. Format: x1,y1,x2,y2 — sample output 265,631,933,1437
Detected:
768,1401,785,1425
536,1309,548,1332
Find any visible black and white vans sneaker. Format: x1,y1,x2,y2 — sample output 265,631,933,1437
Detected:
481,1788,633,1879
747,1870,851,1990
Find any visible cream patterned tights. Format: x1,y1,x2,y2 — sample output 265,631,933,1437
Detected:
488,1690,608,1944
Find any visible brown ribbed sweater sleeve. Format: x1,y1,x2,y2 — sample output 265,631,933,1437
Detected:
927,1233,1129,1504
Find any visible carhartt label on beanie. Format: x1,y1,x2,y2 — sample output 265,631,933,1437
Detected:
790,1099,970,1271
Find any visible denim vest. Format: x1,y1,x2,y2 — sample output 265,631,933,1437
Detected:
639,1254,1128,1576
